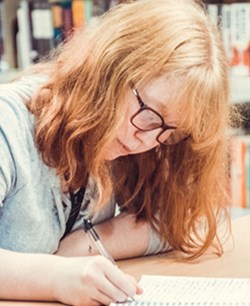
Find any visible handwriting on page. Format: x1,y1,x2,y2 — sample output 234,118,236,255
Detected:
110,275,250,305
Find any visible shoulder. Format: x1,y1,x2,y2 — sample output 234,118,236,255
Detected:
0,75,47,141
0,80,33,155
0,76,47,198
0,75,44,121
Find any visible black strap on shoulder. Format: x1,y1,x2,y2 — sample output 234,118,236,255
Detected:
62,187,86,238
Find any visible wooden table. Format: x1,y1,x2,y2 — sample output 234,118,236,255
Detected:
119,214,250,280
1,214,250,305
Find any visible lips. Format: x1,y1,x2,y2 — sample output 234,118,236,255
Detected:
117,139,132,154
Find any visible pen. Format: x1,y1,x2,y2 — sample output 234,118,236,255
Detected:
83,218,117,265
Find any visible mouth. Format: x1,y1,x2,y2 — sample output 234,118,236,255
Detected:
117,139,132,154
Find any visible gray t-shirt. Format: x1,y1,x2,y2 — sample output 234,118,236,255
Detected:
0,76,168,255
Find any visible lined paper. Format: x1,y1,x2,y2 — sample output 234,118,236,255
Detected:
111,275,250,305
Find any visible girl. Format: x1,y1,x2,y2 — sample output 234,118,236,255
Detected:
0,0,232,305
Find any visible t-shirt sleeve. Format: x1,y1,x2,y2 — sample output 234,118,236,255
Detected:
0,127,15,205
144,222,172,255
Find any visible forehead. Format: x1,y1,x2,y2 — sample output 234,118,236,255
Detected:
136,75,184,123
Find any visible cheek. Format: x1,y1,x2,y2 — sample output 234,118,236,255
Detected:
116,106,132,135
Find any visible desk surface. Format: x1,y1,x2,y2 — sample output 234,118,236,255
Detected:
1,214,250,306
119,214,250,280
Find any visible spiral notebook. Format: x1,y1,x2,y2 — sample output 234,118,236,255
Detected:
110,275,250,305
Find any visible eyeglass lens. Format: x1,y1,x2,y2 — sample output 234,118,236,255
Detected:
131,87,189,145
132,109,163,130
131,110,187,145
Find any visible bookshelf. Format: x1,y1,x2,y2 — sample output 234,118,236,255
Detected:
0,0,114,76
0,0,249,103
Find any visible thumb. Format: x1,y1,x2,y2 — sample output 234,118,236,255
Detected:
136,283,144,295
125,274,144,295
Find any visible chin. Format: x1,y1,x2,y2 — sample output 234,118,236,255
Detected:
104,151,120,161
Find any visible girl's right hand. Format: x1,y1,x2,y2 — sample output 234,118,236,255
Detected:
53,255,143,306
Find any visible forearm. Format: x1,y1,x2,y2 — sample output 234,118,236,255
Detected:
0,248,62,300
0,247,142,305
57,212,150,259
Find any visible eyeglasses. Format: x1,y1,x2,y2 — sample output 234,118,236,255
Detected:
130,87,189,146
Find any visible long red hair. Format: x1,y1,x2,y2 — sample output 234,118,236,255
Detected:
26,0,232,259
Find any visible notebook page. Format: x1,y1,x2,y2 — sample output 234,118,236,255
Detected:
110,275,250,306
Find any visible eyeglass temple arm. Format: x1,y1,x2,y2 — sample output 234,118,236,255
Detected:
132,87,144,108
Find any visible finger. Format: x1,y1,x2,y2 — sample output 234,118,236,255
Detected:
126,274,144,295
81,281,117,306
82,258,128,304
103,265,139,298
92,273,129,303
88,287,115,306
89,256,139,301
86,299,100,306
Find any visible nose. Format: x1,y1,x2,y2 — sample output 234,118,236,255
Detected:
134,129,160,147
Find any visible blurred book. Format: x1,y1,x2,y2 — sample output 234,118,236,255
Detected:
16,0,33,69
207,3,219,27
92,0,109,16
230,3,250,76
61,0,73,38
0,0,8,71
72,0,85,29
230,135,250,209
221,4,232,66
84,0,92,25
0,0,19,70
49,0,64,46
30,0,54,60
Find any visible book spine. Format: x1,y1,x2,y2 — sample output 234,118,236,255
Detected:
61,0,73,38
84,0,92,25
207,4,219,27
230,137,246,208
30,0,54,59
92,0,109,17
245,143,250,208
0,0,19,69
0,0,7,71
221,4,232,66
72,0,85,29
16,0,33,69
230,3,250,76
49,0,64,46
230,135,250,209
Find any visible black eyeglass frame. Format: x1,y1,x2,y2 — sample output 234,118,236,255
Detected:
130,87,180,145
